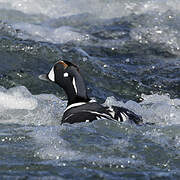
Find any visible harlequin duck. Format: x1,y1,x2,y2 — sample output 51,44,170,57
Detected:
39,60,143,125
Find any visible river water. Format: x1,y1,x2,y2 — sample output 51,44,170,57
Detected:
0,0,179,179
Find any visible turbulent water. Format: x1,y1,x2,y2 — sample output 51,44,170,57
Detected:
0,0,180,179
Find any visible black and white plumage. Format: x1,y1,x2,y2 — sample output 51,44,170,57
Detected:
39,60,143,125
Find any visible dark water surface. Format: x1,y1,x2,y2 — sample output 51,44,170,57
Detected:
0,0,180,179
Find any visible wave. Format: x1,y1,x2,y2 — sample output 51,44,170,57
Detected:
1,0,180,19
0,86,179,126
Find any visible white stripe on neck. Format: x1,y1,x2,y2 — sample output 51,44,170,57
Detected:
72,77,78,94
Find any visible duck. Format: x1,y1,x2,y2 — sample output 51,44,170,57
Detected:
39,60,143,125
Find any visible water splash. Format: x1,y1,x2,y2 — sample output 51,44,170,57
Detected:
0,86,66,125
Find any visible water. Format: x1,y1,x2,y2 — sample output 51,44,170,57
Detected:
0,0,180,179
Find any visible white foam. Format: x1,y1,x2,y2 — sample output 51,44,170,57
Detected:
32,125,82,161
0,0,133,19
140,94,180,125
103,96,125,107
0,86,37,110
0,93,37,110
0,86,66,125
137,0,180,15
104,94,180,125
0,85,179,126
30,122,145,169
1,0,180,19
13,23,87,43
13,91,178,164
130,26,180,53
1,0,180,51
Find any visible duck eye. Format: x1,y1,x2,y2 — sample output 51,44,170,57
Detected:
64,72,69,77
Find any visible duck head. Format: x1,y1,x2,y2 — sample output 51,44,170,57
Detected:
39,60,90,105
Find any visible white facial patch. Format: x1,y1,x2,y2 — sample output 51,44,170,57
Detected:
72,77,78,94
48,67,55,82
64,72,69,77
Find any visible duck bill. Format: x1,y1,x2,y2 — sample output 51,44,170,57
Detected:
39,74,49,81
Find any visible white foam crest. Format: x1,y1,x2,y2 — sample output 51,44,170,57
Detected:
0,0,135,19
141,93,180,105
104,95,180,125
0,86,66,125
137,0,180,15
1,0,180,48
103,96,125,107
13,23,88,44
25,96,179,163
130,26,180,53
0,93,36,110
140,94,180,125
1,0,180,19
0,86,37,110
